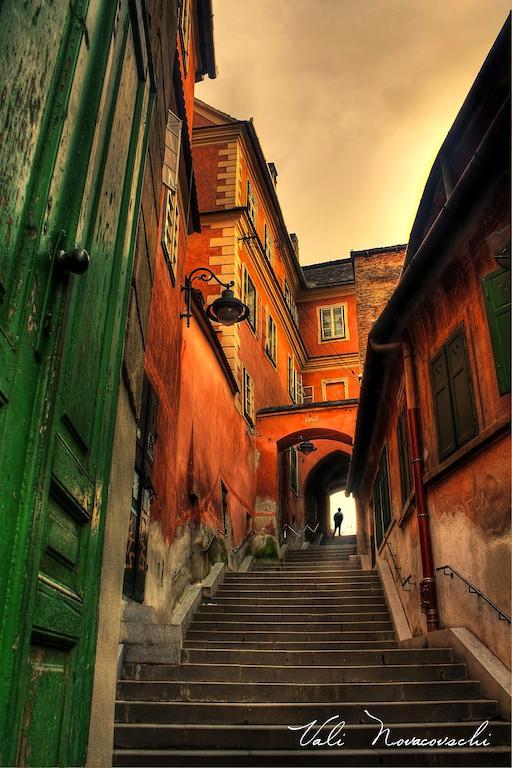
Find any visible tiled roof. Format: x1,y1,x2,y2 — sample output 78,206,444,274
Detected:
302,258,354,286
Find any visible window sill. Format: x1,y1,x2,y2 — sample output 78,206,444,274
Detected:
377,516,396,555
265,350,277,369
424,415,510,488
398,489,415,528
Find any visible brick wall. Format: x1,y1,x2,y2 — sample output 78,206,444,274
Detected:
353,245,406,367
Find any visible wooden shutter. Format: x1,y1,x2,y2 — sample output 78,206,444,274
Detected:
373,478,383,547
446,329,476,447
380,448,392,532
163,110,182,191
430,347,457,459
482,268,511,394
397,409,412,504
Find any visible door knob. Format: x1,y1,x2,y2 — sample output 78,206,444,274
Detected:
55,247,90,274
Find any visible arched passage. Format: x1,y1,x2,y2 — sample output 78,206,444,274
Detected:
303,449,351,538
253,401,358,539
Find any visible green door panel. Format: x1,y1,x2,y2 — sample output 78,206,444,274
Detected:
0,1,154,765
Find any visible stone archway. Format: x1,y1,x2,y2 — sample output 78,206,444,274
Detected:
253,401,357,539
302,449,351,538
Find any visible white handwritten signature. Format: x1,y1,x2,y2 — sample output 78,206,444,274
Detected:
288,711,492,748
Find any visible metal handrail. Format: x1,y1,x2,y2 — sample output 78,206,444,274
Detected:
171,528,226,582
231,530,255,555
283,522,320,538
385,540,414,591
436,565,511,623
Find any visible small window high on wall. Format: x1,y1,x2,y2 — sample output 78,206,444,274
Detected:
319,305,346,341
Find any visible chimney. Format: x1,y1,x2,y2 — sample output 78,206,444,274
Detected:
290,233,299,259
268,162,278,186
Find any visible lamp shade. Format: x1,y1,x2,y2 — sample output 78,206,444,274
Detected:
206,288,250,326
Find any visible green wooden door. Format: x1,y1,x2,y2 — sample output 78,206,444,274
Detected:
0,1,153,765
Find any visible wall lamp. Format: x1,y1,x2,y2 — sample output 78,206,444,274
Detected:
181,267,250,328
298,439,316,455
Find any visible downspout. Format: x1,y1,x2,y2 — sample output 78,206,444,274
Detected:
370,340,440,631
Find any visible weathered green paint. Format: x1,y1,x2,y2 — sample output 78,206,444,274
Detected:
0,1,154,765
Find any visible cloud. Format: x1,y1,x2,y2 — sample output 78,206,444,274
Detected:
198,1,510,263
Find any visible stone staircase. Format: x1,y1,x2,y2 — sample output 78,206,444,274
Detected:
113,535,510,766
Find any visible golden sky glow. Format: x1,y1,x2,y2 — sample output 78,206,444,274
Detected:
196,1,510,265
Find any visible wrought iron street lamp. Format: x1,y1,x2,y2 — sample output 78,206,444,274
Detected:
181,267,250,328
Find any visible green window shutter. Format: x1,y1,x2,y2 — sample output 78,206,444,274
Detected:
431,347,457,459
397,409,412,504
446,330,477,446
482,268,511,395
380,448,392,532
373,448,391,546
373,482,383,547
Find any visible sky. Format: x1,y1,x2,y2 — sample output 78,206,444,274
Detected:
196,1,510,265
330,492,356,535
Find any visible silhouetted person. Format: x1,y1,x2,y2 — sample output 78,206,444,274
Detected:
333,508,343,537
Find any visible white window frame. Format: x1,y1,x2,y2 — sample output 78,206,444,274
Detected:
295,371,303,405
321,377,349,402
243,368,255,425
162,110,182,281
242,266,257,332
265,310,277,366
287,355,294,401
318,303,348,342
303,385,314,404
247,179,257,225
264,223,274,266
284,279,299,326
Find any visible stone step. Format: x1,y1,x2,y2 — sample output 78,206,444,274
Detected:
112,746,511,767
198,606,390,618
122,661,468,684
194,608,392,629
251,562,364,576
180,647,456,666
215,587,384,598
188,621,394,634
113,720,510,750
209,596,387,606
200,595,388,615
284,549,359,563
182,640,400,650
224,576,380,585
184,629,396,643
114,698,499,725
283,557,358,564
116,679,482,703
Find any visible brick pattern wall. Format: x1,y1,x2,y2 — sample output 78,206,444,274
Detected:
216,141,239,208
353,246,406,367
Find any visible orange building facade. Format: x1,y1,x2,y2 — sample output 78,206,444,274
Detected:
132,98,407,621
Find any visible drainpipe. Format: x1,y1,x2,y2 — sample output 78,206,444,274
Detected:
370,340,439,631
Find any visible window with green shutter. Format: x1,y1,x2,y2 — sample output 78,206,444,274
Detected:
482,268,511,395
430,326,477,461
373,447,392,547
397,408,413,505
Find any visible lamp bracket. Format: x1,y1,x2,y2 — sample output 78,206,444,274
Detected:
181,267,234,326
